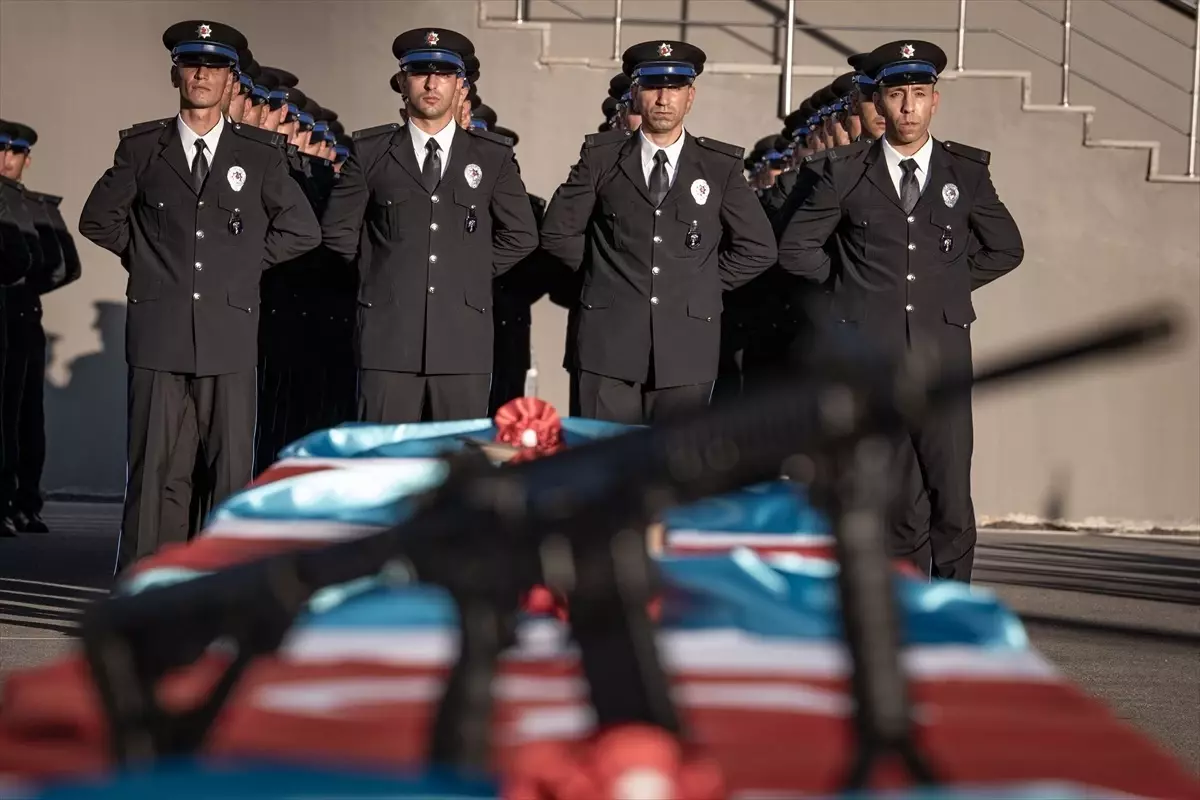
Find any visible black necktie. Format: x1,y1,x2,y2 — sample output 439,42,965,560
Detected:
649,149,669,207
423,139,442,194
899,158,920,214
192,140,209,195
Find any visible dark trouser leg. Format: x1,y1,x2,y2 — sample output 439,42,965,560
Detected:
0,305,9,537
159,391,200,544
577,370,645,424
120,368,190,574
712,318,744,408
644,381,713,423
489,322,530,416
888,435,933,577
567,369,581,418
14,321,47,516
428,374,492,421
0,321,26,521
192,371,257,514
357,369,426,423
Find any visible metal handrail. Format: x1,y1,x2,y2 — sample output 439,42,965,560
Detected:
503,0,1200,177
1100,0,1194,47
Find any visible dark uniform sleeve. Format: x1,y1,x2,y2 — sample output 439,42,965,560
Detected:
261,145,321,266
319,147,371,263
45,198,82,292
716,157,777,290
79,137,140,262
966,168,1023,290
24,194,64,294
0,192,33,286
539,145,596,272
776,158,841,283
489,150,539,276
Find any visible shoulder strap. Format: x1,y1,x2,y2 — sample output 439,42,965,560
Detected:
941,140,991,165
229,122,287,149
584,129,634,149
693,136,744,160
119,118,173,140
467,127,515,148
352,122,402,141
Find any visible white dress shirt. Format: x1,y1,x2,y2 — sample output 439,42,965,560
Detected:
409,119,458,178
639,128,687,188
177,113,225,169
881,133,934,199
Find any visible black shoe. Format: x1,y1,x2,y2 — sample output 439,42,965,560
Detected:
14,511,49,534
1,517,17,538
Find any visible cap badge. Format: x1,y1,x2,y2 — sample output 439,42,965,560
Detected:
942,182,959,208
657,42,673,58
197,23,213,39
690,178,710,205
464,163,483,189
227,165,246,193
425,31,440,46
900,43,916,59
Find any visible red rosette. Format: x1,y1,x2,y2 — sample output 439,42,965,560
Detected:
494,397,564,461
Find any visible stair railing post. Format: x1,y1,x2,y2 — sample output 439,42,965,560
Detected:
612,0,624,62
1188,6,1199,177
515,0,526,24
956,0,967,72
1061,0,1072,107
783,0,796,118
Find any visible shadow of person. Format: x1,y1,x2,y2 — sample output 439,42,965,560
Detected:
43,301,127,497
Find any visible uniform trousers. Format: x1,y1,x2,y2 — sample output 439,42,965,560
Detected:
120,368,256,574
1,310,46,517
358,370,491,424
578,370,713,425
489,322,531,416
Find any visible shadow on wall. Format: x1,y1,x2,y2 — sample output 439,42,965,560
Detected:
43,301,126,497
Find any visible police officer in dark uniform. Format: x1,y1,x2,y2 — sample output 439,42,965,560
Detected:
778,41,1024,581
79,20,321,573
321,28,538,423
0,122,82,534
541,41,776,424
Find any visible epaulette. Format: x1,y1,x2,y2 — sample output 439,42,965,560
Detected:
468,127,515,148
23,190,63,207
694,136,744,160
230,122,287,149
802,138,872,166
941,140,990,165
119,118,173,140
584,128,633,148
352,122,401,141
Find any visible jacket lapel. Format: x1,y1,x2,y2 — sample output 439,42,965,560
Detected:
618,135,656,206
157,123,196,194
660,133,702,211
388,126,426,190
863,140,905,212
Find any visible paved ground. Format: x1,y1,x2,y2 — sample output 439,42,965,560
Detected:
1,503,1197,774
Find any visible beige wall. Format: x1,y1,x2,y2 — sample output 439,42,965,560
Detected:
1,0,1197,526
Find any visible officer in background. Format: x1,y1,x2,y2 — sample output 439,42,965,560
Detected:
541,41,776,424
778,41,1024,581
0,122,81,534
79,20,321,573
322,28,538,423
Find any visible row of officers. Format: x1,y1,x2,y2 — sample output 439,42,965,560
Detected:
71,21,1023,582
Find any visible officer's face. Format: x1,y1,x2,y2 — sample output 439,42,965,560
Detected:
175,64,233,110
404,71,459,121
875,83,939,145
854,89,886,140
0,150,29,181
228,85,251,124
636,84,694,134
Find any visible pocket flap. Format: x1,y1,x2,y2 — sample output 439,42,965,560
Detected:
227,287,259,313
126,277,161,303
464,283,490,313
580,284,613,310
943,303,976,327
357,281,392,308
218,189,244,213
687,291,720,322
454,187,481,210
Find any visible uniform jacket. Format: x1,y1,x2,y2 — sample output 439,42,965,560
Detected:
777,137,1023,357
321,122,538,375
0,176,40,287
79,118,321,376
4,186,82,326
540,129,777,388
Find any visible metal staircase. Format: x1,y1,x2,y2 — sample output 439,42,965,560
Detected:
479,0,1200,184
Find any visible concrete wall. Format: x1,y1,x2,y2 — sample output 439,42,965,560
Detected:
1,0,1197,525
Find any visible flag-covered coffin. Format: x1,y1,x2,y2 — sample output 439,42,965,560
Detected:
0,418,1195,799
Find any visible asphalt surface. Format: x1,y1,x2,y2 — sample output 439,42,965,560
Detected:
0,503,1197,774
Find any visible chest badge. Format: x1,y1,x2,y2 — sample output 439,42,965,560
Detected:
464,163,483,189
227,166,246,192
941,182,959,208
690,178,710,206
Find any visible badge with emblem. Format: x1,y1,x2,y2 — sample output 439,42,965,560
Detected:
690,178,710,206
227,166,246,192
425,31,439,46
941,182,959,208
658,42,673,58
901,43,916,59
464,163,483,189
197,23,212,39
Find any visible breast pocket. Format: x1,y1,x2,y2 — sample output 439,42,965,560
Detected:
138,194,168,241
453,188,487,241
845,209,873,262
674,206,715,261
369,188,414,241
597,194,629,251
217,189,258,241
929,207,968,262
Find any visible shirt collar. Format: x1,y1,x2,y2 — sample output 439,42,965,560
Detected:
881,132,934,175
639,128,687,169
410,118,458,156
177,113,225,156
